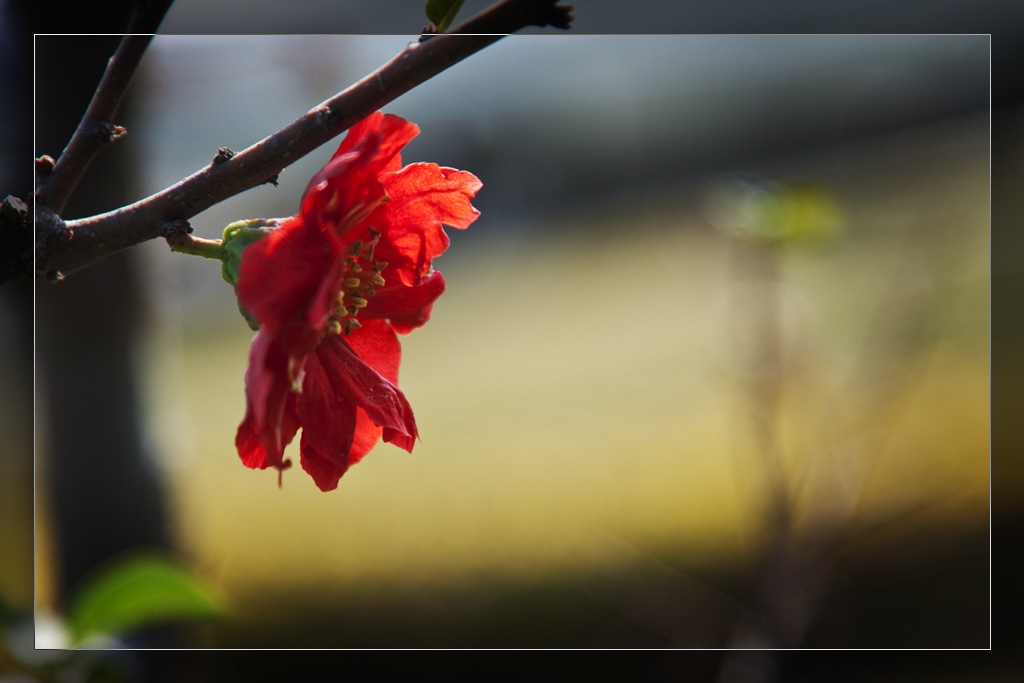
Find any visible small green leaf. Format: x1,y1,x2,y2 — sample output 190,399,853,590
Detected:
65,552,222,646
426,0,466,32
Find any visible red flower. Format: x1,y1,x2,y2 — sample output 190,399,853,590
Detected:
234,112,481,491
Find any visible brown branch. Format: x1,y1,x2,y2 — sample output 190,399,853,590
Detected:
34,0,573,279
34,0,175,216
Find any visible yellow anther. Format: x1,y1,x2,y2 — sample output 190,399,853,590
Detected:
351,297,368,309
327,319,342,336
343,277,361,289
370,274,386,287
344,318,362,335
374,261,388,272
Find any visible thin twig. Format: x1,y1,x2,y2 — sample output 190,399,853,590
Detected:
34,0,175,215
33,0,573,279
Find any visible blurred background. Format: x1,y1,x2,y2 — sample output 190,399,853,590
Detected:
39,32,991,646
3,0,1019,677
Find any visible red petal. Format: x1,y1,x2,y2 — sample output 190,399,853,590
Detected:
295,347,359,491
344,317,401,382
363,269,447,334
236,330,300,471
332,323,417,444
301,113,420,239
348,407,384,464
301,149,386,236
296,443,347,492
388,163,482,232
379,163,482,284
332,112,419,176
294,327,417,489
236,215,334,351
296,409,384,491
343,320,418,452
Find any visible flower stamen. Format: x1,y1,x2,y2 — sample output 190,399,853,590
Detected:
327,228,389,335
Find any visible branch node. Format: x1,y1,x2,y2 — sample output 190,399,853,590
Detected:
99,120,128,143
33,203,71,279
160,219,193,243
35,156,56,178
262,173,280,187
212,147,235,165
314,105,334,130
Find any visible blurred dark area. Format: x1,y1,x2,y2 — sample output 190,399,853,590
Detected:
1,0,1021,680
4,0,181,668
33,32,174,606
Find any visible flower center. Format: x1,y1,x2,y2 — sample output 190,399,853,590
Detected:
326,228,388,336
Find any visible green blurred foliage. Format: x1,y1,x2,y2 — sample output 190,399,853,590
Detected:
704,177,844,246
65,552,221,646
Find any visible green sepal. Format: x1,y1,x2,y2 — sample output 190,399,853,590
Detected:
221,218,280,287
221,218,281,330
426,0,465,32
